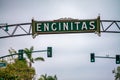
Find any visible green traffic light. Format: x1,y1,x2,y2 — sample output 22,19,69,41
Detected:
116,55,120,64
91,59,94,62
47,47,52,57
90,53,95,62
5,25,8,31
18,49,24,60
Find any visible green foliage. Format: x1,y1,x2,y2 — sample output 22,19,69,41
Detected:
24,47,33,62
0,46,46,80
113,66,120,80
0,59,35,80
0,47,36,80
38,74,57,80
24,46,45,67
0,59,7,63
34,57,45,61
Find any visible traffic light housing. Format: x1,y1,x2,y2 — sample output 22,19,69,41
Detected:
18,49,24,60
5,24,8,31
47,47,52,57
90,53,95,62
116,55,120,64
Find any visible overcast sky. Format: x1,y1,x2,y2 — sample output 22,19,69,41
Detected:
0,0,120,80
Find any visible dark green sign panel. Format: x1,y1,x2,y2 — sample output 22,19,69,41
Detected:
32,16,100,37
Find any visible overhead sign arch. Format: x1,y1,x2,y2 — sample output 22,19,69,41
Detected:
1,16,120,39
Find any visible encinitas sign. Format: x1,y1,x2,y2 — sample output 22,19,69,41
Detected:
32,16,100,37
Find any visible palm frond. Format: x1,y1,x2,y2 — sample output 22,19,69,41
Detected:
34,57,45,61
40,74,47,80
24,48,33,62
24,48,30,53
8,49,12,54
30,46,34,52
8,48,17,59
54,75,57,80
11,48,17,54
30,58,34,63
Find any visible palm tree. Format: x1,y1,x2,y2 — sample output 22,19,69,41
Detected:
113,66,120,80
24,46,45,67
39,74,47,80
47,75,57,80
38,74,57,80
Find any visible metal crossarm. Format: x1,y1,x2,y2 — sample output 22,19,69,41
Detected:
95,56,115,59
100,20,120,33
0,50,47,60
0,53,17,59
0,20,120,39
0,23,32,39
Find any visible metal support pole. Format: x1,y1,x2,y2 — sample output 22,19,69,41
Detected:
32,50,47,53
0,50,47,59
95,56,115,59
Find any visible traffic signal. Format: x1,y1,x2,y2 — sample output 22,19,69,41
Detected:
116,55,120,64
18,49,24,60
47,47,52,57
4,23,8,31
5,25,8,31
90,53,95,62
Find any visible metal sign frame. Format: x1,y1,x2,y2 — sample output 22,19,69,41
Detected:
32,16,100,37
